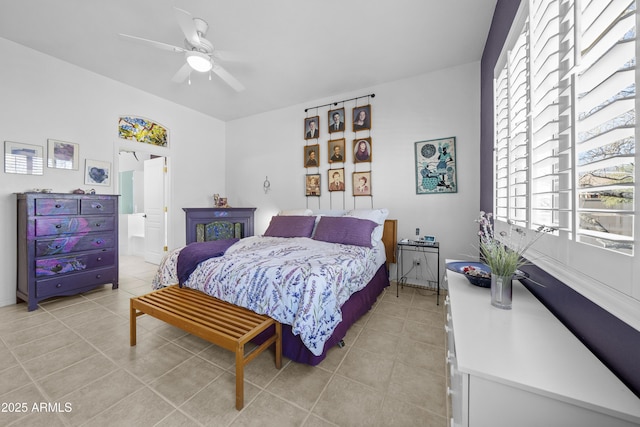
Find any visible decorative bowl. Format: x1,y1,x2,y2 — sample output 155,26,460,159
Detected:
446,262,492,287
446,262,529,288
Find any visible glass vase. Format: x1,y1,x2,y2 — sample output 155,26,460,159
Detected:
490,274,512,309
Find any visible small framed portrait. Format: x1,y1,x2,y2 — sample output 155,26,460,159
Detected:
328,138,345,163
4,141,44,175
304,116,320,140
352,105,371,131
353,171,371,196
47,139,79,170
305,173,321,196
304,144,320,168
353,137,372,163
328,108,345,133
84,159,111,186
328,168,345,192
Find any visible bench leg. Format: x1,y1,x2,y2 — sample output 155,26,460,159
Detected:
235,343,244,410
275,322,282,369
130,301,137,346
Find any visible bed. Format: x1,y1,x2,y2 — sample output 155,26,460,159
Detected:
152,208,396,365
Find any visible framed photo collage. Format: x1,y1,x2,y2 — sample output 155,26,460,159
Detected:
304,104,373,197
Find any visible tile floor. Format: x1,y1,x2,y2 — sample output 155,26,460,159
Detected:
0,256,448,426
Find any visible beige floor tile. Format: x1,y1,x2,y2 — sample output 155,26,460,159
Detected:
1,319,66,349
337,346,395,391
107,341,193,384
60,369,143,424
154,410,202,427
179,371,261,426
267,362,332,410
312,375,384,427
302,414,339,427
388,362,447,417
149,356,224,405
401,319,445,349
11,328,81,363
85,386,175,426
379,395,447,427
231,391,309,426
0,341,18,371
364,312,405,335
373,300,410,319
37,353,118,400
0,365,32,396
0,310,56,336
352,327,401,358
22,340,98,379
396,337,446,376
0,383,48,426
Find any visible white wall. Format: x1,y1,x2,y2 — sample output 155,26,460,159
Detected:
226,62,482,285
0,38,226,307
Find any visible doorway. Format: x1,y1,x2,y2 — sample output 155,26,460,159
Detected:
117,149,169,265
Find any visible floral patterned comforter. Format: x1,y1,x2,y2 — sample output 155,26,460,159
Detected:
152,236,382,355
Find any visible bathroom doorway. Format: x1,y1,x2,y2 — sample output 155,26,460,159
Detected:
117,149,169,265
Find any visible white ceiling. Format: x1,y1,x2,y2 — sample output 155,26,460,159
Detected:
0,0,497,122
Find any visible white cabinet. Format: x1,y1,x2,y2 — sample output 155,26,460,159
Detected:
445,265,640,427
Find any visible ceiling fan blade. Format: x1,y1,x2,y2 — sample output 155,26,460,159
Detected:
119,33,186,53
174,7,200,46
171,63,192,83
212,64,245,92
212,50,249,63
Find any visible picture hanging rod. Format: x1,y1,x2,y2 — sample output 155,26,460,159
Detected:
304,93,375,112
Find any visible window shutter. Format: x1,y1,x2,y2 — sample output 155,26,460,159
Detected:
575,0,635,254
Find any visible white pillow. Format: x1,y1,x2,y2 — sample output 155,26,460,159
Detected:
344,208,389,246
279,209,313,216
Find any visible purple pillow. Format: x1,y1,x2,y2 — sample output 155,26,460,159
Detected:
312,216,378,248
263,215,316,238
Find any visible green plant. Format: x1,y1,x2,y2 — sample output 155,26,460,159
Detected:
476,212,553,277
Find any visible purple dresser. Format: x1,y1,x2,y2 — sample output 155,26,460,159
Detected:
17,193,119,311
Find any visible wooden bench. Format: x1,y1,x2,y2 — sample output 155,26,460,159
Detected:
130,285,281,410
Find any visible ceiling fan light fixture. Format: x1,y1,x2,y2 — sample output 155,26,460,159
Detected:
186,51,212,72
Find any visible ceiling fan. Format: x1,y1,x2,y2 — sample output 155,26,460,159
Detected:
119,7,245,92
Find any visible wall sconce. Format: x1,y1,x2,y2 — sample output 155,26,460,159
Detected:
263,176,271,193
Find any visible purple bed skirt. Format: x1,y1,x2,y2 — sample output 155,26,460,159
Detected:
253,264,390,365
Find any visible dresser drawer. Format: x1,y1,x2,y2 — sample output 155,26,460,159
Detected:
35,232,115,256
35,250,116,277
35,198,78,216
80,198,116,215
35,266,117,298
35,216,115,236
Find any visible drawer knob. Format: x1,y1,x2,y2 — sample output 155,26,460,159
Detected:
95,223,101,227
97,257,102,261
96,274,102,279
56,283,62,288
55,224,62,229
95,239,104,245
55,204,62,208
95,204,103,209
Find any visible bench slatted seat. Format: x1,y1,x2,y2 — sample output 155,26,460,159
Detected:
130,284,281,410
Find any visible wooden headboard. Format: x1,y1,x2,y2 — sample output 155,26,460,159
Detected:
382,219,397,270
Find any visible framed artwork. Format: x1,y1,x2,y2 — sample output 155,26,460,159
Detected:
328,168,345,192
328,108,345,133
415,136,457,194
328,138,345,163
353,171,371,196
4,141,44,175
305,173,321,196
84,159,111,186
353,137,372,163
304,144,320,168
47,139,79,170
304,116,320,140
118,116,168,147
352,105,371,131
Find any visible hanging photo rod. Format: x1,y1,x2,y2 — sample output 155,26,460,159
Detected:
304,93,375,112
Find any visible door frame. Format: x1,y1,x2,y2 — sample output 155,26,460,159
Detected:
114,140,172,258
